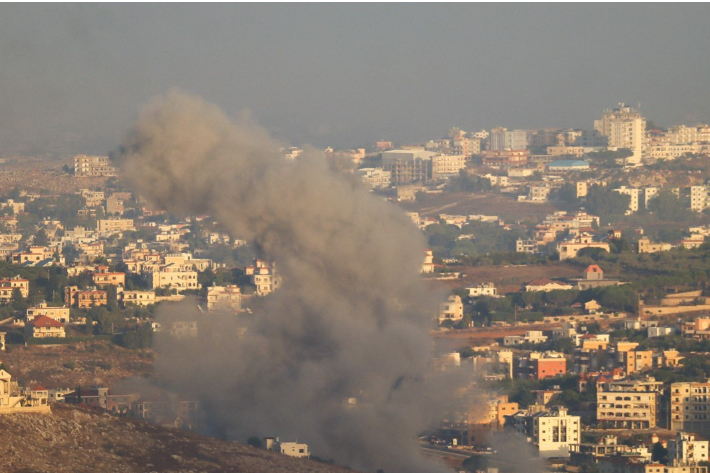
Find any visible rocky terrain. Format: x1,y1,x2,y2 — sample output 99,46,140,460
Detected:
0,404,353,473
1,341,153,389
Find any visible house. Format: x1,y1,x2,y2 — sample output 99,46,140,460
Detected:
120,290,156,307
264,438,310,459
466,282,498,298
25,315,65,339
26,302,70,324
64,286,108,308
206,285,242,311
504,331,548,346
558,234,610,260
438,295,464,324
525,278,574,292
0,276,29,303
92,266,126,287
0,369,51,414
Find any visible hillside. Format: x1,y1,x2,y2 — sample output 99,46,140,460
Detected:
0,404,353,473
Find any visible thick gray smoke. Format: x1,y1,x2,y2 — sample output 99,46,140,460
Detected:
117,90,450,473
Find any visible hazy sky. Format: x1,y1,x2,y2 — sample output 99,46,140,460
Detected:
1,3,709,157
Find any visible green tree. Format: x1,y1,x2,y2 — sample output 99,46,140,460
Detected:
648,191,695,222
584,185,631,223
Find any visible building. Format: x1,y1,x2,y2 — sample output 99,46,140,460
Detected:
525,278,574,292
671,382,710,433
381,149,436,185
206,285,242,311
558,234,610,260
597,378,663,429
25,315,66,339
489,128,528,151
93,266,126,287
504,330,548,346
594,104,646,164
0,369,51,414
432,154,467,180
0,276,29,303
668,432,709,466
246,261,281,296
511,406,580,458
120,290,156,307
691,186,710,212
264,438,310,459
147,266,200,293
615,186,643,213
638,237,673,254
516,239,540,254
548,160,590,172
466,283,498,298
438,295,464,324
74,154,117,177
357,167,391,189
482,149,529,168
64,286,108,309
96,218,135,235
26,302,70,324
467,395,519,445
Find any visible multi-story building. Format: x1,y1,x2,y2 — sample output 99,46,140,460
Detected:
614,186,643,213
516,239,540,254
432,154,466,180
482,149,529,168
597,378,663,429
668,432,709,466
96,218,135,235
382,150,436,185
691,186,710,212
120,290,156,307
26,302,70,324
74,155,117,177
466,282,498,298
638,237,673,254
357,168,392,189
93,266,126,287
558,234,610,260
206,285,242,311
80,189,105,207
671,382,710,433
0,276,29,303
147,265,199,293
64,286,108,309
594,104,646,164
438,295,464,324
512,406,580,458
489,128,528,151
25,315,65,339
504,330,548,346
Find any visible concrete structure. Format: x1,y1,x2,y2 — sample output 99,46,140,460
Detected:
206,285,242,311
483,149,529,168
597,378,663,429
668,432,709,466
147,266,200,293
96,218,135,235
558,234,610,260
638,237,673,254
466,282,498,298
671,382,710,433
516,238,540,254
594,104,646,164
64,286,108,308
525,278,574,292
512,406,580,458
25,315,65,339
264,438,310,459
548,160,590,172
74,154,117,177
0,369,51,414
357,167,391,189
504,330,548,346
93,266,126,287
382,149,436,185
120,290,156,307
691,186,710,212
26,302,70,324
0,276,29,303
438,295,464,324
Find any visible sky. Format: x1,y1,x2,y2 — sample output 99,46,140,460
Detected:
1,3,710,157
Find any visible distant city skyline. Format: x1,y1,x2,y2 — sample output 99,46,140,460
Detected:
1,3,709,157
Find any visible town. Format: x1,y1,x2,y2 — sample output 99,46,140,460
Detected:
2,102,710,473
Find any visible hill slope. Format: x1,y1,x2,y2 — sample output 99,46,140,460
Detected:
0,404,352,473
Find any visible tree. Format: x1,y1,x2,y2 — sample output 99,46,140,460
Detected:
11,288,28,313
652,442,668,464
648,191,695,222
584,185,631,223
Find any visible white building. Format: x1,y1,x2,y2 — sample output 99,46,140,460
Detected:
668,432,709,466
691,186,710,212
438,295,464,324
504,331,548,346
264,438,310,459
594,104,646,164
466,283,498,298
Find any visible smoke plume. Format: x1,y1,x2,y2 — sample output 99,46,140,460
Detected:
117,90,449,472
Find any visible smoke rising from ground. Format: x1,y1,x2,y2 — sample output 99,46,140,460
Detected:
117,90,450,472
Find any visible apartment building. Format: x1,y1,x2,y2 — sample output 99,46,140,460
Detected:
147,265,199,292
671,382,710,433
594,104,646,164
93,266,126,287
558,234,610,260
120,290,156,307
691,186,710,212
74,154,117,177
512,406,580,458
438,295,464,324
96,218,135,235
597,378,663,429
432,154,466,180
64,286,108,308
